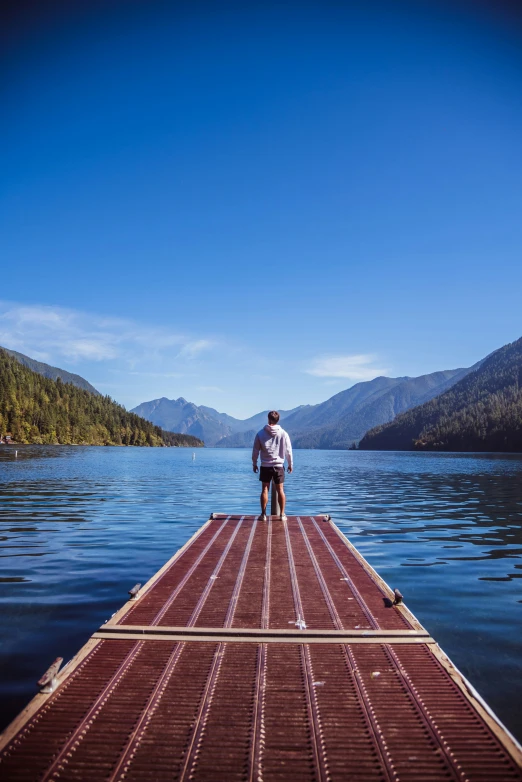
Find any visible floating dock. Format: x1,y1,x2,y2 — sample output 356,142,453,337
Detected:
1,514,521,781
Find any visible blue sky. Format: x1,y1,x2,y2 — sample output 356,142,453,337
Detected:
2,1,522,418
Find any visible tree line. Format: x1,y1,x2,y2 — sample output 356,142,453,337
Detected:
0,349,203,447
360,336,522,452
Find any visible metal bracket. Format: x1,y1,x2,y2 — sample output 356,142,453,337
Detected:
128,583,141,601
393,588,403,605
38,657,63,694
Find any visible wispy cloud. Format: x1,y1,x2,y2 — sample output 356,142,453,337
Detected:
305,354,390,380
0,301,217,368
177,339,213,359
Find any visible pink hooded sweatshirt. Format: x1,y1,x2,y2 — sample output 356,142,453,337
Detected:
252,424,293,470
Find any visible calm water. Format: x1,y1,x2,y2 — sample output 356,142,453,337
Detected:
0,446,521,741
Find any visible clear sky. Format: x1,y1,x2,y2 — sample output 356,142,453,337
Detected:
2,1,522,418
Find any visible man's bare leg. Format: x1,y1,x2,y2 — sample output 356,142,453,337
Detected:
276,483,286,516
260,482,270,516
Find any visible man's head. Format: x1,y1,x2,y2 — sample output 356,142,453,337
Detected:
268,410,280,425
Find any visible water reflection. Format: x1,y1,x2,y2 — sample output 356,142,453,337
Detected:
0,446,521,740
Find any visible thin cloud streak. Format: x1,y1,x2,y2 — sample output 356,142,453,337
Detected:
177,340,214,359
0,301,393,415
0,301,217,367
306,354,390,380
0,299,287,413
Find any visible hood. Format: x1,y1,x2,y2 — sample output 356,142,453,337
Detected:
264,424,281,435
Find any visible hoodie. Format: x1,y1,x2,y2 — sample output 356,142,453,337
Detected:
252,424,293,470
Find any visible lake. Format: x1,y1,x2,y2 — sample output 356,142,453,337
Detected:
0,446,521,742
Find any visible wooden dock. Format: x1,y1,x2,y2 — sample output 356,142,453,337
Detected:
1,513,521,781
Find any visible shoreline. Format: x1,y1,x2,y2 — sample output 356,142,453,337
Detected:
0,441,204,448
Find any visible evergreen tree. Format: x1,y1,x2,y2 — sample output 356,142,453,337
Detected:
360,337,522,452
0,349,203,448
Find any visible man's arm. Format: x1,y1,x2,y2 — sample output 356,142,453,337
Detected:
285,432,293,473
252,433,260,472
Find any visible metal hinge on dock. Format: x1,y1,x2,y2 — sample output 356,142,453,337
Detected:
38,658,63,694
393,588,403,605
128,583,141,601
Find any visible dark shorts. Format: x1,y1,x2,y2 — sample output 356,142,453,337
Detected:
259,465,285,485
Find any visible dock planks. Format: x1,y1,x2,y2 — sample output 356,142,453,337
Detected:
1,514,521,781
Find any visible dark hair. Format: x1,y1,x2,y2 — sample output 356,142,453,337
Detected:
268,410,280,424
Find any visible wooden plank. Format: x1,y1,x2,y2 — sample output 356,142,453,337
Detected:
96,624,431,637
91,631,436,644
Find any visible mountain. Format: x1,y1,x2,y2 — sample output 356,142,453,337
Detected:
131,397,302,446
0,348,202,447
214,429,259,448
3,348,100,396
214,378,401,447
209,368,476,449
287,368,475,448
133,365,478,450
359,337,522,452
131,397,230,445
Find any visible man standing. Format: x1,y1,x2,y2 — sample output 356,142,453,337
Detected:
252,410,293,521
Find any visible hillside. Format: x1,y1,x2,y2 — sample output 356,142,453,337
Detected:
3,347,101,395
131,397,230,445
290,368,472,448
213,429,257,448
283,376,403,435
359,337,522,452
131,397,302,446
212,368,473,449
0,349,202,447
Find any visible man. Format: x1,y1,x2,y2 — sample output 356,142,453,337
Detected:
252,410,293,521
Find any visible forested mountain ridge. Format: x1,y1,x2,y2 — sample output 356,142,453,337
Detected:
131,397,230,445
214,429,258,448
3,347,100,395
212,368,473,449
131,397,302,446
0,349,202,447
289,369,472,448
359,337,522,452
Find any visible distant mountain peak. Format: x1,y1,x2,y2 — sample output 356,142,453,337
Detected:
132,365,475,450
130,353,492,451
131,398,304,446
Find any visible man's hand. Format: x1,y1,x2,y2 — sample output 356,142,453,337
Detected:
287,466,293,474
253,465,259,473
